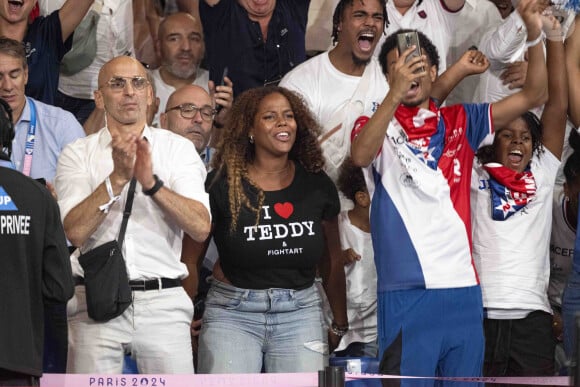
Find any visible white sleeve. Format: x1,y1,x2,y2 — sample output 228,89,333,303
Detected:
55,140,95,222
479,10,527,69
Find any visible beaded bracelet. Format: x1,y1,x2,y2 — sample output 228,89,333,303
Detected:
330,322,349,337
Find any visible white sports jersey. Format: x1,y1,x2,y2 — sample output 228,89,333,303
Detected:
471,151,560,318
375,0,462,73
365,102,493,291
549,185,575,308
280,52,388,183
335,211,377,351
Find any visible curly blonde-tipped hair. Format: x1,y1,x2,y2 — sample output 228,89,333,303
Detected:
210,86,325,232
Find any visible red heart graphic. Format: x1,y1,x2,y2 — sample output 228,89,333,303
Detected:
274,202,294,219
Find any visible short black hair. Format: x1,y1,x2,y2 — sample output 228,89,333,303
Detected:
331,0,388,45
476,111,544,165
520,110,544,154
337,157,367,201
377,29,440,75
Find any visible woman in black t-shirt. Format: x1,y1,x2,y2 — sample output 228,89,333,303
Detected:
195,86,347,374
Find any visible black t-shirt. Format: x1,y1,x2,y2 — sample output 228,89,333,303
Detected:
207,161,340,290
24,11,73,105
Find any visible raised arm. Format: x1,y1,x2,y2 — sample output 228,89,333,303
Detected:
479,10,528,68
431,49,490,103
351,47,428,167
567,15,580,128
490,0,548,130
177,0,198,19
58,0,95,42
540,15,568,159
145,0,161,44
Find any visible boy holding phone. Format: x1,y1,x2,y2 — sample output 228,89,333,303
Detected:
351,0,547,382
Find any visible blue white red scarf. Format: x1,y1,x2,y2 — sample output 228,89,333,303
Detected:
394,100,443,170
483,162,537,221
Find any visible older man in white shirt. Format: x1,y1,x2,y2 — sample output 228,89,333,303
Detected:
55,55,210,374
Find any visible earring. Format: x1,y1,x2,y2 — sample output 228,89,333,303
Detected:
249,135,254,144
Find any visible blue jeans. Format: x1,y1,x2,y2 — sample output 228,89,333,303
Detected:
197,279,327,373
562,270,580,359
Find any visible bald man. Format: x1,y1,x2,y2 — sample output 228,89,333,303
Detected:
151,12,233,126
55,56,211,374
160,85,215,165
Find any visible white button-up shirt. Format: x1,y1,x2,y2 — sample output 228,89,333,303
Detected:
55,125,210,280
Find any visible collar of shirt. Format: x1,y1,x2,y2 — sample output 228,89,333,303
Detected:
99,124,154,150
15,97,32,126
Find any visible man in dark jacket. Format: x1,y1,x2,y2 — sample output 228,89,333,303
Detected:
0,98,74,386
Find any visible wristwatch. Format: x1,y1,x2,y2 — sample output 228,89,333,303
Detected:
143,174,164,196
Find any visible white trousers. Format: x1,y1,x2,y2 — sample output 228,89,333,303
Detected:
66,285,194,374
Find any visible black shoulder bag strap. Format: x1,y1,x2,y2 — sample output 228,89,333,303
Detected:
118,178,137,249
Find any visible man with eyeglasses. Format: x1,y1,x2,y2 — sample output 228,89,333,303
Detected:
160,85,217,167
159,84,221,370
55,55,211,374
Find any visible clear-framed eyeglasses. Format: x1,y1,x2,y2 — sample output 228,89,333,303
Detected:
165,103,217,122
100,76,149,91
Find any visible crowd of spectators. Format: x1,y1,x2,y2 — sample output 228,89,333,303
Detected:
1,0,579,385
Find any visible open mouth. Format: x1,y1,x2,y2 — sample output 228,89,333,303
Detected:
405,81,420,98
275,131,290,141
508,149,523,164
357,31,375,52
8,0,23,7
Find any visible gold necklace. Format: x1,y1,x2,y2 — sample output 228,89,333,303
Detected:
250,162,291,176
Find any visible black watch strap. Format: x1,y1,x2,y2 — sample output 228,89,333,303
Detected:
143,174,164,196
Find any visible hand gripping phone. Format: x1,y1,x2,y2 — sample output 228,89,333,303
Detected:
215,67,228,114
397,31,423,72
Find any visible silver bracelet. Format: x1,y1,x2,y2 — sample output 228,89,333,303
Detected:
330,322,349,337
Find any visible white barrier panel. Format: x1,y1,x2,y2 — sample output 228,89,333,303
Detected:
40,372,571,387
